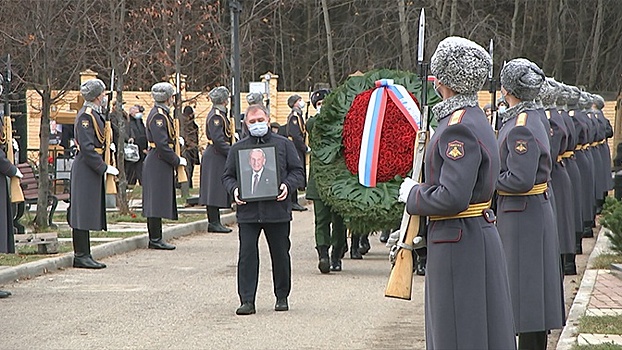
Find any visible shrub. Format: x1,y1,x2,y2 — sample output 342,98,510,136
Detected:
599,196,622,254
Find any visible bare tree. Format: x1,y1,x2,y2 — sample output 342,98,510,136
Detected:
321,0,337,88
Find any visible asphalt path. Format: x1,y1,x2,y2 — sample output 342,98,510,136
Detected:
0,207,426,350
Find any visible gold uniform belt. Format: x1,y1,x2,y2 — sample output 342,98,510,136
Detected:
590,142,599,147
148,142,174,149
429,201,492,221
599,140,606,145
76,145,104,155
582,144,590,150
498,183,548,196
561,151,574,159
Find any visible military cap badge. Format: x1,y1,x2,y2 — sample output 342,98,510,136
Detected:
515,140,528,154
446,140,464,160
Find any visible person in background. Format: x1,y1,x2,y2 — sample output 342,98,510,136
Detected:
182,106,200,188
127,105,147,186
286,94,309,212
199,86,234,233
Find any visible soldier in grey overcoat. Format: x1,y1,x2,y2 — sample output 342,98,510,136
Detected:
286,94,308,212
69,79,118,269
558,84,583,269
496,58,565,349
0,75,21,297
592,94,613,203
540,78,576,274
199,86,233,233
582,92,603,233
568,86,596,241
400,37,516,350
142,82,184,250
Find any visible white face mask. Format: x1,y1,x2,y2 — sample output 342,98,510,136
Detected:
134,113,143,119
248,121,269,137
498,106,507,113
316,106,321,114
298,100,306,109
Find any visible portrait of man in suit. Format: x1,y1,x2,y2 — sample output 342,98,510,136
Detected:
238,146,279,201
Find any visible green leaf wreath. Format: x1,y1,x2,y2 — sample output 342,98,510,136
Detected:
310,69,441,233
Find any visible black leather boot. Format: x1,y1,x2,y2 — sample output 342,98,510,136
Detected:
72,229,106,269
330,246,342,271
414,247,427,276
575,231,583,255
316,245,330,274
350,235,362,259
147,218,176,250
518,331,547,350
0,290,11,298
207,207,232,233
359,234,370,255
379,230,391,243
583,221,594,238
291,190,308,211
564,253,577,275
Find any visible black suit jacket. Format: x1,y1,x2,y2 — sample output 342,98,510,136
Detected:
241,166,278,200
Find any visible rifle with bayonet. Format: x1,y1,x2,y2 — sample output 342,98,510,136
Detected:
3,54,24,203
385,8,429,300
104,70,117,194
173,72,188,183
488,39,498,131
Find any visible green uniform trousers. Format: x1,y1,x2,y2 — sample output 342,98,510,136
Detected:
313,199,346,251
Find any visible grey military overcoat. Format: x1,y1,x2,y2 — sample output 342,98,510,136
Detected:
547,107,575,254
199,106,232,208
570,108,595,225
496,103,565,333
560,109,584,234
69,105,108,231
406,100,516,350
142,104,179,220
0,116,18,253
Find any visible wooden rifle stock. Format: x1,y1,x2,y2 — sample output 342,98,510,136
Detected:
4,116,23,203
104,120,117,194
174,118,188,183
384,124,427,300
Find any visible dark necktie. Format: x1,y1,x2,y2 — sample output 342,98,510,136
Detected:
252,173,259,194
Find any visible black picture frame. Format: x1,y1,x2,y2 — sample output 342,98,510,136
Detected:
236,144,280,202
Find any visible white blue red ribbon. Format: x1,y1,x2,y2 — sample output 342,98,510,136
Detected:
358,79,421,187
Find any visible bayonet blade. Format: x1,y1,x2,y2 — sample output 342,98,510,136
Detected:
417,8,425,63
488,39,493,79
6,54,11,83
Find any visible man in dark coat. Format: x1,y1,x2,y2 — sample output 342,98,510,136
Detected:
306,88,346,273
141,82,185,250
222,104,305,316
497,58,564,349
182,106,200,188
286,94,308,211
68,79,118,269
127,105,147,185
592,94,613,202
199,86,233,233
400,37,516,350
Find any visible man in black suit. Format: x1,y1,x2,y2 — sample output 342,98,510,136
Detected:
241,148,278,199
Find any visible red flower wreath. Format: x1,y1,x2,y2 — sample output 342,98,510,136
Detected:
342,88,419,182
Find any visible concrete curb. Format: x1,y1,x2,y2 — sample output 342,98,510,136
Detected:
0,211,238,286
556,227,612,350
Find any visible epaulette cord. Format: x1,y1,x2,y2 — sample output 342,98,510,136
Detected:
448,109,466,126
516,112,528,126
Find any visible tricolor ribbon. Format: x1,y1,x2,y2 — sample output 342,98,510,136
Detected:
358,79,421,187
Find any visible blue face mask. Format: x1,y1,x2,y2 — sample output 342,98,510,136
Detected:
433,81,443,99
134,113,143,119
248,121,269,137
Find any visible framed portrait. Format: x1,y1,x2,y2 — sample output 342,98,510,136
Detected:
236,144,280,202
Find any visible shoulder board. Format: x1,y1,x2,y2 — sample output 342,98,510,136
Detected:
545,110,551,120
569,110,575,117
215,109,221,116
157,108,165,115
516,112,528,126
84,107,93,116
447,109,465,126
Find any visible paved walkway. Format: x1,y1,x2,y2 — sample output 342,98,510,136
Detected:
0,206,426,350
558,228,622,349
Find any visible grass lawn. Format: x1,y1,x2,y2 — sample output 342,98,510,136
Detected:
591,253,622,269
573,343,622,350
578,315,622,335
